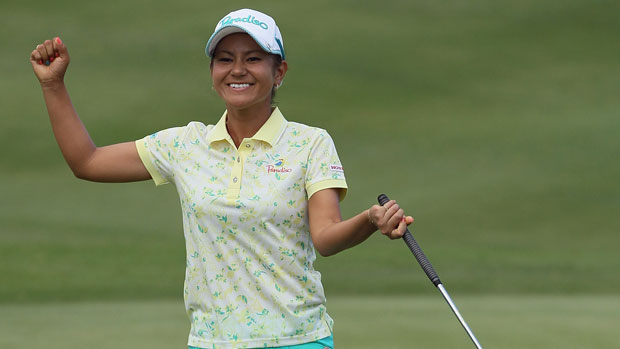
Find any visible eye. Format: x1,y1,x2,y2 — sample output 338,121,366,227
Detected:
217,57,233,63
247,56,261,62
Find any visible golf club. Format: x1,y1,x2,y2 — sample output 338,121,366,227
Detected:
378,194,483,349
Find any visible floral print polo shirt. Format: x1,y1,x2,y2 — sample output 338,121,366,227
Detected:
135,108,347,348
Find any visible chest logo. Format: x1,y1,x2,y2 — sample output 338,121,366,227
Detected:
267,159,293,174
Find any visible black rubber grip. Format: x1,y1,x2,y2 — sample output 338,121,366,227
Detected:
378,194,442,287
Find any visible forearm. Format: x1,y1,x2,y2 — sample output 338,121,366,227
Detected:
309,189,414,257
41,81,97,177
31,38,150,183
313,210,376,257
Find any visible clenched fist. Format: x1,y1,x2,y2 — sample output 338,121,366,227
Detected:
30,37,70,86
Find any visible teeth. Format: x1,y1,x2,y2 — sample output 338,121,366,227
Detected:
229,83,250,89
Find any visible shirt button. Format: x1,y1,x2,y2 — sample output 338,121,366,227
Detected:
237,157,240,163
245,144,251,148
233,177,238,183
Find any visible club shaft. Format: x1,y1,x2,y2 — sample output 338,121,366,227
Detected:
437,284,483,349
377,194,482,348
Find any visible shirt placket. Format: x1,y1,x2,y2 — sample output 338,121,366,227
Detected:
227,140,253,201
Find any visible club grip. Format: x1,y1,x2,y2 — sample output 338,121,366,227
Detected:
378,194,442,287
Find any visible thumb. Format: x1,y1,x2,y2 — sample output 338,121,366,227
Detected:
53,36,70,61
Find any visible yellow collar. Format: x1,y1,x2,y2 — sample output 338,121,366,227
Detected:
206,107,287,147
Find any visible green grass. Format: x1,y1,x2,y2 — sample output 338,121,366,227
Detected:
1,0,620,331
2,295,619,348
3,2,619,346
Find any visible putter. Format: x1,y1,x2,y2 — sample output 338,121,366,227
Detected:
378,194,483,349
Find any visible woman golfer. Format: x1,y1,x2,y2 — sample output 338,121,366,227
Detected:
30,8,412,349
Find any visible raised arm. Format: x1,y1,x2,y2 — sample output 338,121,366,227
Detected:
308,188,414,257
30,37,150,182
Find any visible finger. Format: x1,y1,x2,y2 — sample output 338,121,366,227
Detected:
405,216,414,225
381,208,403,237
49,39,60,63
384,203,400,220
36,44,49,62
375,200,393,226
384,199,407,209
385,217,407,239
385,207,404,228
52,36,58,51
393,218,408,238
389,230,403,239
30,49,43,65
382,200,395,210
54,36,67,58
378,204,399,235
387,227,403,239
43,39,54,60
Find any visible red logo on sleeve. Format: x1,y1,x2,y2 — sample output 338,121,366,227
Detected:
329,164,344,172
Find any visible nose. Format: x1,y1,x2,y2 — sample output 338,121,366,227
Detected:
231,59,246,76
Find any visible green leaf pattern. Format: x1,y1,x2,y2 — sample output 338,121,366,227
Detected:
137,116,345,347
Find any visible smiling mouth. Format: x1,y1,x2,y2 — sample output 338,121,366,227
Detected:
228,83,252,89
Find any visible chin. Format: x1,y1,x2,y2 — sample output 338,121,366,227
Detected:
224,98,270,111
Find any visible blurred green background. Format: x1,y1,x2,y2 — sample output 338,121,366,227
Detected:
1,0,619,348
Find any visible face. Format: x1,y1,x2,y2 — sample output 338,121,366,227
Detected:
210,33,287,112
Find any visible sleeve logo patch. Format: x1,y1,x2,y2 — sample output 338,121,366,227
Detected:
329,164,344,173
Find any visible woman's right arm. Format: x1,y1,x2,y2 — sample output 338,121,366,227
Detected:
30,37,151,182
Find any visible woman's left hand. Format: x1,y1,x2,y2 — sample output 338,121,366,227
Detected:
368,200,414,239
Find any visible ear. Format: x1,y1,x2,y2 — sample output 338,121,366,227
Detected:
274,60,288,84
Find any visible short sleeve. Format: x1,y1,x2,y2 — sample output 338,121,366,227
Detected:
305,129,348,201
135,126,188,186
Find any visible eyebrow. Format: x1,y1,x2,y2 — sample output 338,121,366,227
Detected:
215,49,265,56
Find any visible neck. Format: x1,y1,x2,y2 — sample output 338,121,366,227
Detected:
225,103,274,148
